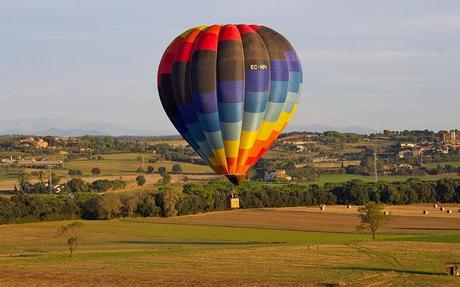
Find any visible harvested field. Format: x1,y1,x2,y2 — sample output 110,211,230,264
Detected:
149,204,460,234
0,206,460,286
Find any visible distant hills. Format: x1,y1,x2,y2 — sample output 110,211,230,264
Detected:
0,118,378,136
285,124,378,134
0,118,163,136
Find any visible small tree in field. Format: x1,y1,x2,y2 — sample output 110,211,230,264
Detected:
18,172,31,191
158,166,166,176
51,173,61,185
91,167,101,176
172,164,182,173
136,175,146,186
159,172,171,185
147,166,154,173
56,221,83,257
357,202,388,239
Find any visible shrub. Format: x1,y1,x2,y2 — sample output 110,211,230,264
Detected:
172,164,182,173
136,175,146,186
91,167,101,176
147,166,154,173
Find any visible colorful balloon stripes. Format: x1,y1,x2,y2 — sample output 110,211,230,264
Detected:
157,24,302,185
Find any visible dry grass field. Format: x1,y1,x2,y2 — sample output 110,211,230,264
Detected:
1,205,460,286
62,153,212,175
156,204,460,234
0,152,217,191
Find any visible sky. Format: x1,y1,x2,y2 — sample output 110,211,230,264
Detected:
1,0,459,133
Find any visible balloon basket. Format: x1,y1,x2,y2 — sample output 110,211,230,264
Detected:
228,187,240,209
228,197,240,209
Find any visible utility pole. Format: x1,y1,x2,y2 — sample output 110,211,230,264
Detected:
374,151,378,183
48,165,52,193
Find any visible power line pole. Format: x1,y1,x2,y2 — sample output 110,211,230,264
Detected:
374,151,378,183
48,165,52,193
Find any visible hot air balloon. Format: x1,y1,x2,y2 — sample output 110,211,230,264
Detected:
157,24,302,185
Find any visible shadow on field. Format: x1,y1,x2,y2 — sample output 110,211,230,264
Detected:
334,266,445,276
112,240,285,246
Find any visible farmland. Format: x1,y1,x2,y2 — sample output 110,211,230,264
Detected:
1,150,452,194
61,153,212,176
423,162,460,169
1,205,460,286
0,152,215,192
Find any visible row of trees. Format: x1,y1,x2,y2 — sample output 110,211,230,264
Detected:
19,177,127,194
2,178,460,225
137,164,182,174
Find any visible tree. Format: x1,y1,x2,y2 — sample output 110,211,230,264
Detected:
56,221,83,257
357,202,388,239
91,167,101,176
38,171,45,183
158,187,179,217
66,178,89,193
159,172,171,185
147,166,154,173
436,179,456,202
172,164,182,173
121,196,138,217
136,175,146,186
97,194,122,219
17,172,31,191
158,166,166,175
51,173,61,185
137,195,160,217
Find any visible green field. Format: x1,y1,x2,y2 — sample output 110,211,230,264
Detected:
308,174,441,185
1,207,460,286
0,173,18,180
61,153,212,176
423,162,460,169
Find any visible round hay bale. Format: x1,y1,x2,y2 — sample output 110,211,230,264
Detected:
347,205,352,209
434,204,438,208
383,211,390,216
320,206,325,211
423,210,429,215
440,207,446,211
447,209,452,214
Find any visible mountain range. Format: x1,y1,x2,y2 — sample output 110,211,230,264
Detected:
0,118,162,136
0,118,378,136
285,124,378,134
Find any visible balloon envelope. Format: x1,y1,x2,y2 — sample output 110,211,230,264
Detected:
157,24,302,185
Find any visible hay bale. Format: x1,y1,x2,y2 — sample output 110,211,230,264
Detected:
423,210,429,215
347,205,352,209
440,207,446,211
447,209,452,214
434,204,438,208
320,206,325,211
383,211,390,216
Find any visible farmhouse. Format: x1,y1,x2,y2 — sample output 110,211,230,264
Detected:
265,170,292,182
19,137,49,148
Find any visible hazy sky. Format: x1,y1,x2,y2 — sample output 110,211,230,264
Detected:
1,0,459,132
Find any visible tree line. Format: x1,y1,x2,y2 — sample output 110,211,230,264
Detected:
1,178,460,225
